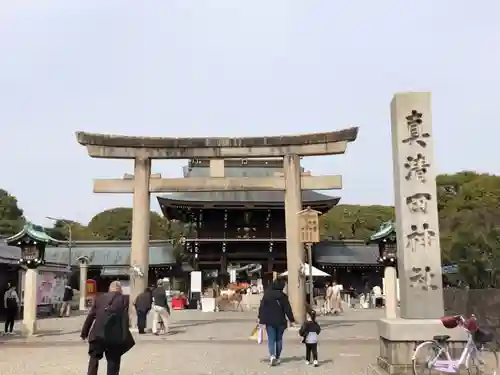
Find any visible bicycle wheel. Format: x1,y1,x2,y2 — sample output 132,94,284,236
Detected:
470,347,499,375
412,341,446,375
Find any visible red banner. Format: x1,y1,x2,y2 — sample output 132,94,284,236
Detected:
86,279,97,295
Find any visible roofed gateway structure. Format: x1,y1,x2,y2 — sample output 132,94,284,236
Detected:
76,128,358,324
157,159,339,280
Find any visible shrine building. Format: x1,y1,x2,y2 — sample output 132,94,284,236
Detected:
157,158,381,287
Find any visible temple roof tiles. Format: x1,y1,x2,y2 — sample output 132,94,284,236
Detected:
6,223,62,246
314,240,379,265
158,165,339,209
368,220,396,243
44,242,176,266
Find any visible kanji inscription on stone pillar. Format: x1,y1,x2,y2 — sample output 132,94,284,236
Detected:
391,92,444,319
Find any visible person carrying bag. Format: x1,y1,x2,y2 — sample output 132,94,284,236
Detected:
81,281,135,375
257,279,296,366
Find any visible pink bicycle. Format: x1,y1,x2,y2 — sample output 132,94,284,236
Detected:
412,315,498,374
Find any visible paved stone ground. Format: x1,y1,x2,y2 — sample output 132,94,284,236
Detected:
0,308,384,374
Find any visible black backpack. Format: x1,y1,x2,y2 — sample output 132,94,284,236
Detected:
94,294,127,345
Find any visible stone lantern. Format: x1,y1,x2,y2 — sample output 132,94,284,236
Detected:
370,221,397,267
76,256,91,311
6,223,61,335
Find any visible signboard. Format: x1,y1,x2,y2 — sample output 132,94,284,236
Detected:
298,207,321,244
21,245,39,261
86,279,97,296
190,271,202,293
20,270,66,306
120,280,130,295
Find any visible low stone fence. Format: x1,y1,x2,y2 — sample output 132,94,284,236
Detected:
444,288,500,343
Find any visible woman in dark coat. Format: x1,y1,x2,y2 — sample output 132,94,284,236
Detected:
258,278,295,366
81,281,135,375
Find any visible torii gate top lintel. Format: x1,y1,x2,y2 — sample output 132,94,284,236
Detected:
75,127,358,159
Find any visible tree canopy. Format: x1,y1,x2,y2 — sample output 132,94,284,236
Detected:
320,204,394,240
0,189,25,237
87,207,170,241
436,172,500,287
46,219,100,241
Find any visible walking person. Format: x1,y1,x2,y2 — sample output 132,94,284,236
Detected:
3,283,19,335
81,281,135,375
324,283,332,314
133,287,152,334
60,284,74,317
151,280,170,335
329,281,341,315
299,310,321,366
257,278,295,366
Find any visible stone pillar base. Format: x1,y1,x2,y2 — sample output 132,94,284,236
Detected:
79,297,88,311
21,320,38,337
22,268,38,337
367,318,468,375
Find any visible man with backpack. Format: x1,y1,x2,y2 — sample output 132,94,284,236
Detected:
81,281,135,375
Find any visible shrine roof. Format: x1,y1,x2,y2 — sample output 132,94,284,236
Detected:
44,240,176,266
367,220,395,243
314,240,379,265
157,165,340,210
6,223,62,246
0,241,21,264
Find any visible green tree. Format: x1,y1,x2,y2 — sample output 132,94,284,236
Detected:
437,172,500,287
87,207,170,240
320,204,394,240
46,219,100,241
0,189,25,237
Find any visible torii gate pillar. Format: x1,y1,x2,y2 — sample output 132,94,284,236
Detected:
129,156,151,327
284,154,306,323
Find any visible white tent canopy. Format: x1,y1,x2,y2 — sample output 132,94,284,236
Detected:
280,263,330,277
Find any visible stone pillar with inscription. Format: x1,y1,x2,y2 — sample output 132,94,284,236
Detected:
370,92,467,375
392,92,443,319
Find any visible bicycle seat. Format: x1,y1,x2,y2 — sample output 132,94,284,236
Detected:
433,335,450,342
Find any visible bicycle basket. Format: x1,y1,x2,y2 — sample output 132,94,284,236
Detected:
473,328,494,344
441,316,459,329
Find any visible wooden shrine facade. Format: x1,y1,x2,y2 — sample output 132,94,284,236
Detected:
158,158,339,276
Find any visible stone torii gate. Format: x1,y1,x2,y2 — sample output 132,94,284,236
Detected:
76,129,358,323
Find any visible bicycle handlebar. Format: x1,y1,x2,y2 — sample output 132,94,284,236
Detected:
454,314,475,321
454,314,478,332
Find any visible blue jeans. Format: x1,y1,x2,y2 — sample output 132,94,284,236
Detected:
265,325,285,359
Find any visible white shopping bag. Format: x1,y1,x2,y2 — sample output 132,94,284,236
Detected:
257,325,263,344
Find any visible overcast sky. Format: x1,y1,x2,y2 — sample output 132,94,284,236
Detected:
0,1,498,227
